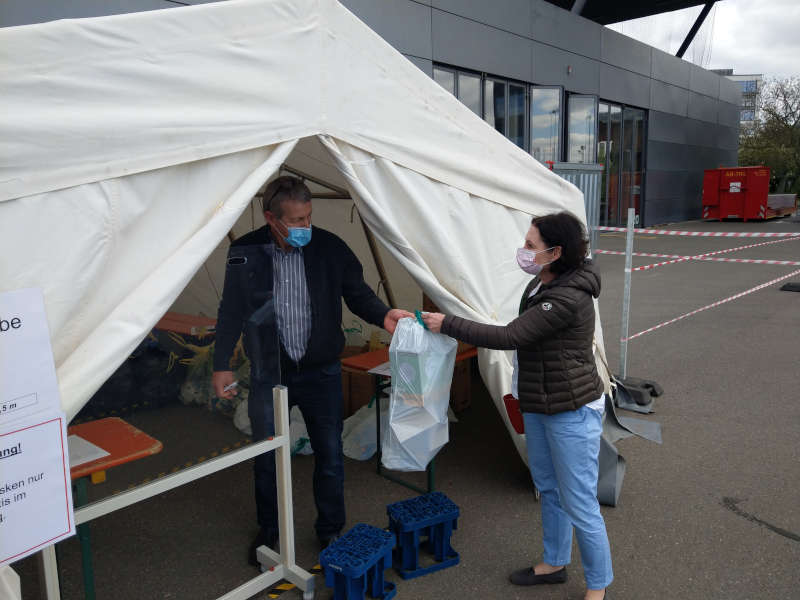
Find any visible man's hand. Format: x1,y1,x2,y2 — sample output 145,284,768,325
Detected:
421,312,445,333
212,370,238,400
383,308,414,334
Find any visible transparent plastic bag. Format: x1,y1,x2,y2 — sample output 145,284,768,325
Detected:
382,317,458,471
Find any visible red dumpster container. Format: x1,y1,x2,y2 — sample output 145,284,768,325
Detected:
702,166,771,221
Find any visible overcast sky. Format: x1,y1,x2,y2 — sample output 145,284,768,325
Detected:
608,0,799,78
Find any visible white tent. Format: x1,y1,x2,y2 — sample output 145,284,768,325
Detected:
0,0,610,460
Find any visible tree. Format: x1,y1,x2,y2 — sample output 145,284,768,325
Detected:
738,77,800,194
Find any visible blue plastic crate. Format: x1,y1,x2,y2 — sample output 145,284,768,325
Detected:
386,492,460,580
319,524,396,600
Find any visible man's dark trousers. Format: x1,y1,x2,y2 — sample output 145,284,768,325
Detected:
248,360,345,542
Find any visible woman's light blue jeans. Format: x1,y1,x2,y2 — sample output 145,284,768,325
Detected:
523,405,613,590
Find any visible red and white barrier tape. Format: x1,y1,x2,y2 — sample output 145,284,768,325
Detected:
622,268,800,342
694,257,800,266
595,250,682,259
597,226,800,238
595,237,800,271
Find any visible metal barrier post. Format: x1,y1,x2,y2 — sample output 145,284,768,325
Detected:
38,546,61,600
619,208,635,379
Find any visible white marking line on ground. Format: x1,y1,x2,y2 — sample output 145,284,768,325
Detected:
595,226,800,238
622,268,800,342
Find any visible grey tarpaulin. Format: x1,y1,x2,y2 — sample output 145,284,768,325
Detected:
598,396,662,506
598,437,626,507
612,377,664,414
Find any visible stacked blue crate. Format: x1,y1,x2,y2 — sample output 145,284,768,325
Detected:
386,492,460,580
319,524,397,600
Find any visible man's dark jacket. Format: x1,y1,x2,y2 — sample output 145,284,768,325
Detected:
213,225,390,376
441,261,605,414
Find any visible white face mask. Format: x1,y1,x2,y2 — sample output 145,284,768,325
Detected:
516,247,554,275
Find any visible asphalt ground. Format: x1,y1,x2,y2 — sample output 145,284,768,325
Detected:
13,216,800,600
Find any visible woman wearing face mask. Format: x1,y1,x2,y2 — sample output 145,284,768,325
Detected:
422,211,612,600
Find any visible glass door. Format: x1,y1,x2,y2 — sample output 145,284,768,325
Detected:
567,95,598,164
597,103,644,226
530,87,562,165
621,107,645,224
597,103,623,225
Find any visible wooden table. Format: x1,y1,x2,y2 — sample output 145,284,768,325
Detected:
341,345,477,494
154,311,216,336
67,418,162,600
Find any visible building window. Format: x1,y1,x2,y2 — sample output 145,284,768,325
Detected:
432,66,481,116
484,78,507,136
740,109,755,121
433,67,455,95
567,95,598,163
508,83,526,150
432,65,633,166
530,87,562,164
458,72,481,116
739,80,757,93
483,79,527,150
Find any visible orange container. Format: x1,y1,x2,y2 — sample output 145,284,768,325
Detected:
702,166,771,221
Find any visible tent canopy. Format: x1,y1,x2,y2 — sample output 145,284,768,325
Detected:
0,0,610,458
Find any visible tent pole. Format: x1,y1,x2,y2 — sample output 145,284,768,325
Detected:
281,165,350,196
359,216,397,308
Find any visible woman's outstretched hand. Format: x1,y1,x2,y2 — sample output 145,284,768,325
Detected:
421,312,445,333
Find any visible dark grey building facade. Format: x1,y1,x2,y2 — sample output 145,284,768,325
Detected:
1,0,741,226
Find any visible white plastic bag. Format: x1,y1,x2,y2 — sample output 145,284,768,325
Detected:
233,398,252,436
289,406,314,455
382,317,457,471
233,401,312,456
342,397,389,460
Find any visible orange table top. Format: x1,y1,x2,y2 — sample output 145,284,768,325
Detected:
341,344,478,373
68,417,162,480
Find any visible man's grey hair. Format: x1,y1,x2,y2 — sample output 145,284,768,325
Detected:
262,175,312,218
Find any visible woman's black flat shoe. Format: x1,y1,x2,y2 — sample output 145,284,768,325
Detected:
509,566,567,585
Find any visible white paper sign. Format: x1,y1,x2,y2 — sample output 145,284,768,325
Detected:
68,435,110,469
1,413,75,565
729,181,742,193
367,361,392,377
0,288,62,425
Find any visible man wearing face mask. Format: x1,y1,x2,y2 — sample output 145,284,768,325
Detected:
211,175,412,565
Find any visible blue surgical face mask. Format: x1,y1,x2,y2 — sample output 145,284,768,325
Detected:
283,223,312,248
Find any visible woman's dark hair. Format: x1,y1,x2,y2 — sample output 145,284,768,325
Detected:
531,211,589,276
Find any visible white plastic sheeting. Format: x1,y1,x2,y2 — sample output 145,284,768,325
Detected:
0,0,610,461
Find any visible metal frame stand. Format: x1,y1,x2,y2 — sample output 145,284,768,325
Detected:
616,208,662,412
40,386,315,600
619,208,635,380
